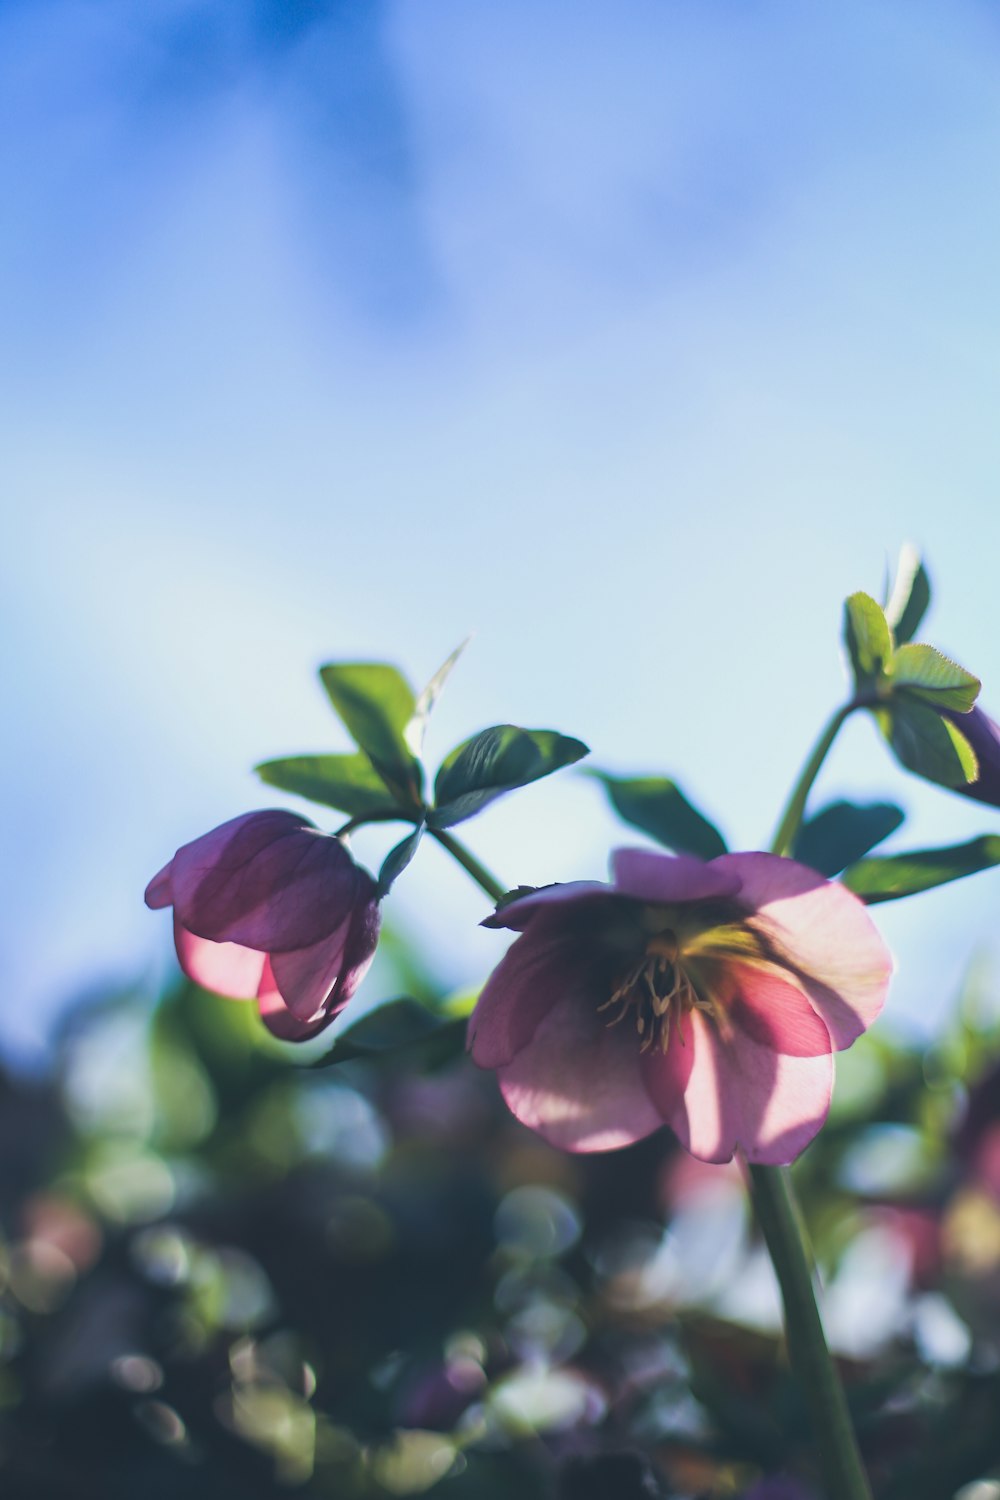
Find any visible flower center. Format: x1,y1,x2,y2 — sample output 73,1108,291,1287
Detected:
598,930,721,1054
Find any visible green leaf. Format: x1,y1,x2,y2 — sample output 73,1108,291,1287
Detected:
378,825,424,896
842,835,1000,903
313,998,466,1068
843,592,893,685
404,638,470,758
882,700,979,787
430,725,589,827
588,771,727,859
319,662,423,802
792,799,904,877
883,544,931,646
889,642,981,713
255,752,403,817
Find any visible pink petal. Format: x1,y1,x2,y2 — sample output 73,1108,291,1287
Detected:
612,848,742,904
333,897,382,1006
712,853,892,1050
717,960,833,1058
257,961,331,1041
481,882,613,932
174,918,266,1000
468,919,604,1069
144,862,174,910
270,918,353,1020
497,991,665,1152
642,1008,833,1165
169,810,362,952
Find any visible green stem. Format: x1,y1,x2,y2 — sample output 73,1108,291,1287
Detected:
336,810,420,839
757,694,872,1499
770,700,858,857
430,828,507,904
749,1166,872,1500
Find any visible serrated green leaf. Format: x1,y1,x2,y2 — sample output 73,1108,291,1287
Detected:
884,544,931,646
430,726,588,828
843,592,893,685
378,825,424,895
313,998,466,1068
842,835,1000,903
889,642,981,713
319,662,423,803
404,638,470,758
255,752,403,818
588,771,727,860
883,700,979,787
793,800,905,877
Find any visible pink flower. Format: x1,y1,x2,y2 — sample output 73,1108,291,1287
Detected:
469,849,892,1163
145,810,380,1041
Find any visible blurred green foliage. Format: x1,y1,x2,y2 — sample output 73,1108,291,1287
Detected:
3,931,1000,1498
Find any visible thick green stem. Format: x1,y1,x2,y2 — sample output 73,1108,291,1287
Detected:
770,701,858,857
750,1166,872,1499
755,695,873,1498
430,828,507,904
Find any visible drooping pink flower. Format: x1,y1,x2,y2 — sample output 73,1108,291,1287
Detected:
145,810,380,1040
469,849,892,1163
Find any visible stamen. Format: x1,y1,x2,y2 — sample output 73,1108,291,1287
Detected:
600,931,719,1054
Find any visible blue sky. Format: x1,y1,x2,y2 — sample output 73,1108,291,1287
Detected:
3,0,1000,1058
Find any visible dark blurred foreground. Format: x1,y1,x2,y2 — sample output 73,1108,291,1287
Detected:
3,939,1000,1499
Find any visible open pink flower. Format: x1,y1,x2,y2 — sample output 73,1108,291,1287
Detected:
469,849,892,1163
145,810,380,1041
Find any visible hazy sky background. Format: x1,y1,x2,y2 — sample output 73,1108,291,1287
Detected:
3,0,1000,1059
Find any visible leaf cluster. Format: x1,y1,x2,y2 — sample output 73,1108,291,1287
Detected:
589,549,1000,908
256,643,587,895
844,547,981,790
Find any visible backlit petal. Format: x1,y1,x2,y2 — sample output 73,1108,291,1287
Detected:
270,919,353,1020
169,809,361,951
642,1008,833,1165
712,852,892,1050
174,918,266,1000
257,960,331,1041
144,862,173,909
612,848,742,904
498,991,664,1152
716,960,833,1057
333,894,382,1006
468,918,605,1069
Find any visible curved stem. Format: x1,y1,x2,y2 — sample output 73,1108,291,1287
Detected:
770,700,860,856
336,809,420,839
750,1166,872,1500
430,828,507,904
756,694,873,1498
